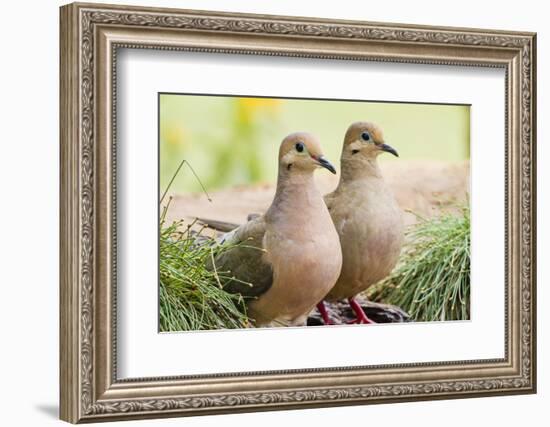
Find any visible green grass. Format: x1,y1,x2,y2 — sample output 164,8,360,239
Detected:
367,206,470,322
159,201,250,332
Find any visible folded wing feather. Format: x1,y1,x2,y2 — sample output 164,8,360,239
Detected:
212,216,274,298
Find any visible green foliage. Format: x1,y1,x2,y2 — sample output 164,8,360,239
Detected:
368,206,470,322
159,203,250,332
160,97,282,193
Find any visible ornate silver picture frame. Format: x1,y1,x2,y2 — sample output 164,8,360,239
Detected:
60,2,536,423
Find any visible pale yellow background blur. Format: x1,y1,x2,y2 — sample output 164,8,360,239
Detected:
160,94,470,193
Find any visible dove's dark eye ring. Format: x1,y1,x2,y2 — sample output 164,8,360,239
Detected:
295,142,304,152
361,132,371,142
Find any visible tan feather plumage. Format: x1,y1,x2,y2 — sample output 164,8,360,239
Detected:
324,122,404,302
215,133,342,327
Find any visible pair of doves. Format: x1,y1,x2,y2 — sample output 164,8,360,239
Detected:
208,122,403,327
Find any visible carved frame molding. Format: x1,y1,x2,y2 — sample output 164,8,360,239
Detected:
60,2,536,423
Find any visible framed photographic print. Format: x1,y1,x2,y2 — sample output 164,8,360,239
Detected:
59,2,537,423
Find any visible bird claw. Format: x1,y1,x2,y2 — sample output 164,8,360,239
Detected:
348,297,376,324
346,316,375,325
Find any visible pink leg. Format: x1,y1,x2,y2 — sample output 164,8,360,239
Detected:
347,297,375,324
316,301,333,325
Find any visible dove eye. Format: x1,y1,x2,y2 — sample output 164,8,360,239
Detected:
295,142,304,152
361,132,371,142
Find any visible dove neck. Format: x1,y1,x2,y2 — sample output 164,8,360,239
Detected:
271,169,318,208
339,156,383,183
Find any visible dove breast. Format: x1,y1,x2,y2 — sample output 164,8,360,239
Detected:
249,204,342,327
324,177,404,301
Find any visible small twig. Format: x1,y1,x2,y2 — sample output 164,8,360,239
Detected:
209,246,223,289
160,159,212,205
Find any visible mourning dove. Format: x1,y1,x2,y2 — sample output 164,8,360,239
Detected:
213,132,342,327
317,122,404,324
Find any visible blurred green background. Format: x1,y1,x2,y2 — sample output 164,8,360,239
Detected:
160,94,470,193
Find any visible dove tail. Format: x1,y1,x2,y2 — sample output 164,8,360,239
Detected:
197,218,241,232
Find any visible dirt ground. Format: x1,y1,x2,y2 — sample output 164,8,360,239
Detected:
165,160,470,230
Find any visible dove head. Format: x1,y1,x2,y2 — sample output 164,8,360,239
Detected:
342,122,398,161
278,132,336,175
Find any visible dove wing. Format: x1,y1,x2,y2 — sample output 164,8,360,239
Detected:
213,216,273,298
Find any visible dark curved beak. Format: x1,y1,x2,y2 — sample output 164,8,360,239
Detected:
380,143,399,157
316,156,337,174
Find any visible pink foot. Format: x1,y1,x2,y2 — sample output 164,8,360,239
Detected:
316,301,333,325
347,297,376,324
